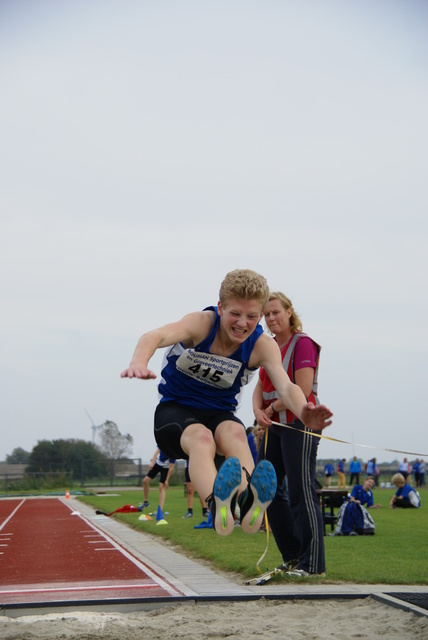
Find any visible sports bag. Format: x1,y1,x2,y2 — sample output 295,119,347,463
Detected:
333,501,375,536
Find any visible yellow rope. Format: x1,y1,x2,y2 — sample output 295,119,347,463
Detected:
256,426,270,574
254,417,427,576
270,421,428,458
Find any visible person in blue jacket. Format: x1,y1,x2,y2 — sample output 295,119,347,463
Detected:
350,476,381,509
413,459,421,487
349,456,362,486
324,461,334,487
246,424,260,465
390,473,421,509
332,476,380,536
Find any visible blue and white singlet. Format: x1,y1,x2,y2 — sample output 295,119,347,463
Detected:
158,306,263,412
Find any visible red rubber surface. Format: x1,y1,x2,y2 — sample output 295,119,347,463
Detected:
0,498,182,605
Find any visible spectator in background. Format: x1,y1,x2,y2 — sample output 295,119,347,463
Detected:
183,460,209,519
413,459,421,487
398,458,410,480
332,476,378,536
407,461,413,484
366,457,380,486
337,458,347,489
140,448,175,513
350,476,381,509
349,456,362,486
390,473,421,509
324,460,334,487
419,460,426,487
246,423,262,465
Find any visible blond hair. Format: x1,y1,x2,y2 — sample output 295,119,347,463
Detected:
219,269,270,308
267,291,303,333
392,473,406,486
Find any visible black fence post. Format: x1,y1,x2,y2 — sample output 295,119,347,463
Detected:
138,458,142,486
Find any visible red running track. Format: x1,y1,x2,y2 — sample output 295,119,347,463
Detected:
0,498,183,605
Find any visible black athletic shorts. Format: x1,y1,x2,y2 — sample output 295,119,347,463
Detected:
184,464,191,483
145,463,169,483
154,401,245,461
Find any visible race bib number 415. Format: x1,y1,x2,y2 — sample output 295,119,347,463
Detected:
176,349,241,389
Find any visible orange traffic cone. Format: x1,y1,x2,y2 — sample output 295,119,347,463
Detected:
65,489,70,499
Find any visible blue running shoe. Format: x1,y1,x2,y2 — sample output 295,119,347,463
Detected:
239,460,277,534
210,457,241,536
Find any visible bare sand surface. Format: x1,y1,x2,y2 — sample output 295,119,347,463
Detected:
1,597,427,640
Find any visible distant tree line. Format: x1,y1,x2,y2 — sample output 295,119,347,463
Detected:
4,420,134,481
5,447,30,464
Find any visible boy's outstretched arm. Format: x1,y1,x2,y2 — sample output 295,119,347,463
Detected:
120,326,169,379
121,311,214,380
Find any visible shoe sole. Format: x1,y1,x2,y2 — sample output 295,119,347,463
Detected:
213,457,241,536
241,460,277,534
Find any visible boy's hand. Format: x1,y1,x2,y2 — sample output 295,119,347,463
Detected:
301,403,333,432
121,366,157,379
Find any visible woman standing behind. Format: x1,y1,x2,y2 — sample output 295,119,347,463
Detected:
253,292,325,577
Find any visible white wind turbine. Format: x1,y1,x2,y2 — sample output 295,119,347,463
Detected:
84,409,103,443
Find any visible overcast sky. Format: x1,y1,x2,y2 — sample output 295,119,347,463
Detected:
1,0,427,466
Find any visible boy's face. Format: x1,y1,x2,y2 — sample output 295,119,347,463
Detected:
218,297,263,344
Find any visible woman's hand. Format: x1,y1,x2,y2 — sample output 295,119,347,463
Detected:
300,402,333,432
265,403,275,420
254,407,271,428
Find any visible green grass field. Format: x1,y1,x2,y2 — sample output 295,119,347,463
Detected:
77,485,428,585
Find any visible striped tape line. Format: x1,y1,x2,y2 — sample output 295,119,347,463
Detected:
270,421,428,458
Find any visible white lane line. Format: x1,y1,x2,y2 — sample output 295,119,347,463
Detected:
62,501,181,596
0,583,162,595
94,548,119,551
0,502,25,531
